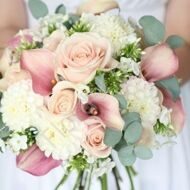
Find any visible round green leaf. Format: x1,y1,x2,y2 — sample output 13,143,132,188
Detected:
124,121,142,144
28,0,48,19
55,4,66,15
166,35,185,49
104,128,122,147
134,145,153,160
115,94,127,109
123,112,141,129
114,138,127,151
139,16,165,46
118,146,136,166
95,74,106,92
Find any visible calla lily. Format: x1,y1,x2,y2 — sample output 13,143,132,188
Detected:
77,0,119,15
162,90,185,133
16,144,62,176
76,93,124,131
141,43,179,82
20,49,55,96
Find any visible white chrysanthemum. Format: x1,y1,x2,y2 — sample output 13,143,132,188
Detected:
8,134,28,154
39,14,68,37
159,106,172,126
1,80,44,131
92,158,115,177
0,139,5,153
81,13,137,53
36,115,84,160
122,77,161,128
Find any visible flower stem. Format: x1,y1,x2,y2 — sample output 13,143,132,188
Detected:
85,165,93,190
55,171,70,190
126,166,135,190
112,167,122,190
73,170,83,190
100,174,108,190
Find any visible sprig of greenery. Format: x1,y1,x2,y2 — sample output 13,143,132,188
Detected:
69,21,90,36
88,69,129,95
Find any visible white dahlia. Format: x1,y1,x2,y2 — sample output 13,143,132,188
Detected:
122,77,161,128
81,13,137,53
36,114,85,160
1,80,44,131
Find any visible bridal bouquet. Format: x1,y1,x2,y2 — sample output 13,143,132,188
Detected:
0,1,185,190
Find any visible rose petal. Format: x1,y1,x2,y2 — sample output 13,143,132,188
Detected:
141,43,179,82
16,144,62,176
21,49,55,96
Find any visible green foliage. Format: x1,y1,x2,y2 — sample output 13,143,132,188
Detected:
88,69,127,95
114,94,127,110
156,76,180,101
122,112,141,129
134,145,153,160
24,127,39,146
104,128,122,147
0,113,10,140
139,16,165,46
119,43,142,62
63,14,80,30
95,74,107,93
166,35,185,49
28,0,49,19
69,21,90,36
69,153,89,171
154,120,176,136
55,4,66,15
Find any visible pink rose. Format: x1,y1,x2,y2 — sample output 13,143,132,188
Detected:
82,117,111,158
48,81,78,116
141,43,179,82
43,31,66,52
55,32,115,83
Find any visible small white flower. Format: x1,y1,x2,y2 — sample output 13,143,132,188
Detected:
0,139,5,153
84,150,96,164
120,57,140,76
8,134,28,154
1,80,44,131
76,84,90,104
159,106,172,126
36,114,85,160
122,77,161,128
92,158,115,177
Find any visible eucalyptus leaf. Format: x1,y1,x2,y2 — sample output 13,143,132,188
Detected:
95,74,107,92
122,112,141,129
104,128,122,147
139,16,165,46
0,114,10,139
28,0,49,19
118,146,136,166
134,145,153,160
115,94,127,109
166,35,185,49
55,4,66,15
124,121,142,144
114,138,128,151
156,76,180,100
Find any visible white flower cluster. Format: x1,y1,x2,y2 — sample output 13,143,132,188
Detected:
122,77,161,128
159,106,172,126
36,115,85,160
81,13,138,53
0,80,44,131
39,14,68,37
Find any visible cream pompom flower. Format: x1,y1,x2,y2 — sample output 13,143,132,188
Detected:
122,77,161,128
36,113,85,160
0,80,44,131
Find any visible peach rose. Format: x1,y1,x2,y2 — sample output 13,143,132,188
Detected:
43,31,66,52
55,32,116,83
48,81,78,117
82,117,111,158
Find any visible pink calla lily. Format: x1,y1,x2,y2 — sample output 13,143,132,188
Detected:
141,43,179,82
21,49,56,96
16,144,62,176
76,93,124,131
162,91,185,133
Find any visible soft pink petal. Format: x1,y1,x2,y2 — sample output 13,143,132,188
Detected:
21,49,55,95
76,93,124,130
162,91,185,133
16,145,62,176
141,43,179,82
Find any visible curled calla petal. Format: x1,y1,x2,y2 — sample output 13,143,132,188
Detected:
76,93,124,131
0,65,31,92
20,49,55,96
162,90,185,133
141,43,179,82
77,0,119,15
16,144,62,176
